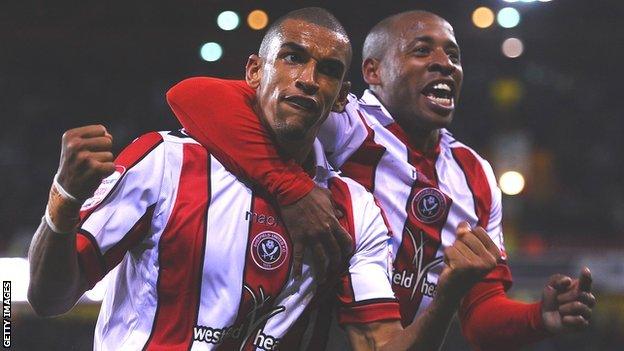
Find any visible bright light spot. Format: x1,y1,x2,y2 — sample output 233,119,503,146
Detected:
247,9,269,30
501,37,524,58
217,11,240,31
503,0,520,2
497,7,521,28
499,171,525,195
200,42,223,62
0,258,29,302
539,0,553,2
472,7,495,29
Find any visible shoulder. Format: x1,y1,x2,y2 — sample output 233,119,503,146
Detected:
166,76,253,106
443,130,494,173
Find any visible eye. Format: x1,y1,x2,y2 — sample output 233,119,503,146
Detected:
283,53,305,64
412,46,431,56
448,51,461,64
319,61,344,79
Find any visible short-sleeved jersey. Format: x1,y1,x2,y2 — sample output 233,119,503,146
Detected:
318,90,512,326
75,130,399,351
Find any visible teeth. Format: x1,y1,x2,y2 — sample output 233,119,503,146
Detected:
433,83,451,92
427,95,453,106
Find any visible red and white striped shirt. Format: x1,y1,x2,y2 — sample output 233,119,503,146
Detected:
75,130,399,350
317,90,512,326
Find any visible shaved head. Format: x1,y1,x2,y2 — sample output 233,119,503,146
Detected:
363,10,449,61
259,7,352,67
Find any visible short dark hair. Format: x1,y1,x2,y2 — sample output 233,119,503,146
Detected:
363,10,445,61
259,7,352,66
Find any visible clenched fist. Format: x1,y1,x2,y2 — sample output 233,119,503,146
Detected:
56,125,115,201
437,222,501,301
46,125,115,233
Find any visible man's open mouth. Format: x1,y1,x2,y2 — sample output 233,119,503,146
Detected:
421,80,455,109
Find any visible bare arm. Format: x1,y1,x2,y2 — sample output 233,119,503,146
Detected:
345,222,502,351
27,219,88,316
28,125,114,317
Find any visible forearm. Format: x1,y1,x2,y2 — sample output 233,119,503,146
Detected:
380,294,459,351
28,218,85,316
460,282,548,350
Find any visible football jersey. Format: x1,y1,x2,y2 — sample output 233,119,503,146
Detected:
75,130,399,350
317,90,512,326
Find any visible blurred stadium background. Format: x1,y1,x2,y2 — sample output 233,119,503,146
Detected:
1,0,623,350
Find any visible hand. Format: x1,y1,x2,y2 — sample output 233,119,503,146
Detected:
542,267,596,334
56,125,115,201
437,222,501,302
281,185,354,282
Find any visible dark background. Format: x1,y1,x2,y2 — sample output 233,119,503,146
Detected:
1,1,623,350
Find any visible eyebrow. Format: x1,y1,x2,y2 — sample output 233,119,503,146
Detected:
280,41,346,71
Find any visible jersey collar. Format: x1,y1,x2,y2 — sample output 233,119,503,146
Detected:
357,89,395,127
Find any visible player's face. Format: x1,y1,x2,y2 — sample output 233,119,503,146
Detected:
377,15,463,131
247,19,350,143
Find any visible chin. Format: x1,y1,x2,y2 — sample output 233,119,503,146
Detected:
275,123,308,142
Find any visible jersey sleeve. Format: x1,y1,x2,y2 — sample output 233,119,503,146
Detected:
166,77,314,206
328,178,400,325
481,159,513,287
75,132,165,288
318,94,369,169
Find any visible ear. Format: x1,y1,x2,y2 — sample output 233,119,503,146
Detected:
362,58,382,86
245,54,262,89
331,81,351,112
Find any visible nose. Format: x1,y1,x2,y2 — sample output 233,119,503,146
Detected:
295,61,320,95
428,48,456,76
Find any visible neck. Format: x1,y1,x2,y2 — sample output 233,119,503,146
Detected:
404,126,440,155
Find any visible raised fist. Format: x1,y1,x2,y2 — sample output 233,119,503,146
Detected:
56,125,115,202
438,222,501,300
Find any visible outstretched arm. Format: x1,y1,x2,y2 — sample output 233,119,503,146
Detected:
166,77,352,278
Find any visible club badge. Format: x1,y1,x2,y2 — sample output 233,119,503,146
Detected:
410,187,447,224
251,231,288,270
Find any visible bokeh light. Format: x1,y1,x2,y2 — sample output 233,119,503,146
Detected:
472,7,495,29
497,7,521,28
490,78,523,108
200,42,223,62
247,9,269,30
499,171,525,195
217,11,240,31
501,37,524,58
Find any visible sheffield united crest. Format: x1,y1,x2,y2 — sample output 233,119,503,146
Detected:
251,231,288,270
410,188,447,224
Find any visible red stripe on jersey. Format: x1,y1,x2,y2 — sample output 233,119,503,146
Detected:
79,132,163,223
327,178,357,305
102,204,156,270
385,122,441,185
450,147,492,228
218,192,293,351
76,230,106,288
340,111,386,192
143,144,209,351
389,126,450,327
